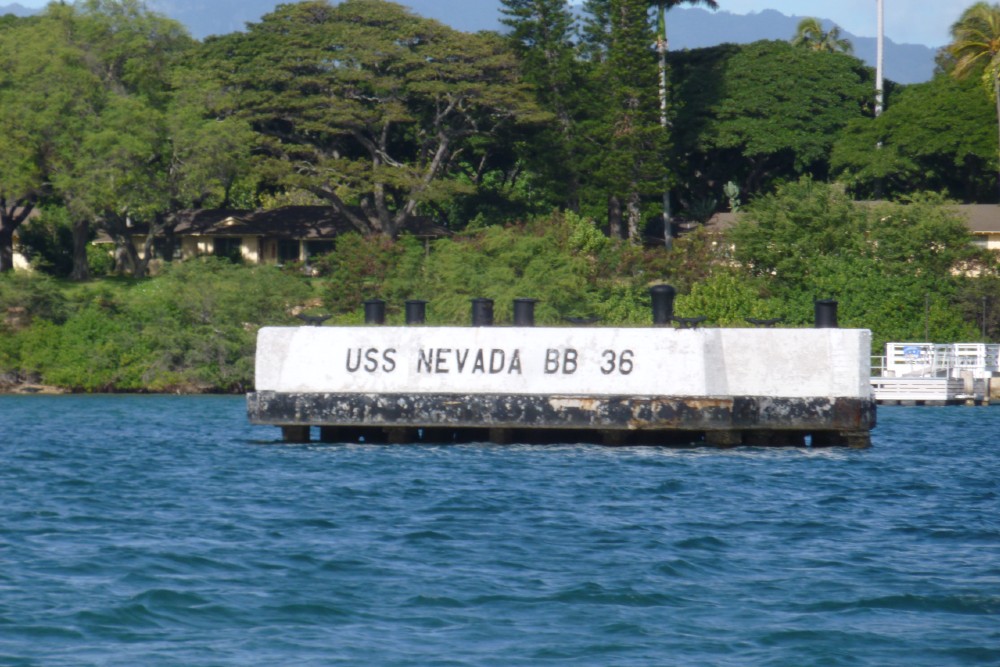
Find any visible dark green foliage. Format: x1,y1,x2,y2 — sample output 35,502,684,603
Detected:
600,0,668,240
1,260,310,391
831,75,997,201
316,211,711,325
499,0,590,213
15,208,76,278
314,233,426,316
670,41,872,199
955,273,1000,341
196,0,545,237
0,272,67,330
729,179,985,349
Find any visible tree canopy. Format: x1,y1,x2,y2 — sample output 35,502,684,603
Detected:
195,0,546,237
831,75,996,201
791,17,853,54
2,0,1000,288
948,1,1000,202
670,40,872,198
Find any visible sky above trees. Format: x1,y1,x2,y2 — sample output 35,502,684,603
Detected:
706,1,961,47
10,0,964,47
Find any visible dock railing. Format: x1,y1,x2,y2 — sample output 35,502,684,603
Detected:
875,343,1000,379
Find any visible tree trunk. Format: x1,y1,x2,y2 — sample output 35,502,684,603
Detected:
70,219,90,281
608,195,624,239
657,6,673,250
0,201,34,273
626,188,642,243
662,190,673,250
0,226,13,273
122,239,146,279
106,222,148,279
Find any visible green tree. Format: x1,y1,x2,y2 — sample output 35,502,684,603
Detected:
831,75,996,201
673,271,778,325
603,0,668,242
948,1,1000,201
199,0,545,238
671,41,871,197
500,0,588,211
728,179,983,349
0,13,103,273
55,95,170,279
652,0,717,248
791,17,853,54
47,0,193,279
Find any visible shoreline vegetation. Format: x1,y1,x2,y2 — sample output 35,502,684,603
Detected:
3,186,997,395
2,1,999,393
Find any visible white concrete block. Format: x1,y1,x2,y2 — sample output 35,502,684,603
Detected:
254,327,872,399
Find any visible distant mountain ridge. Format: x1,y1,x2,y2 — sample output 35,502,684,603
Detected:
664,8,937,85
0,1,937,84
0,2,33,17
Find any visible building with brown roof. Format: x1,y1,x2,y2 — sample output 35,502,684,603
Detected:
96,206,448,266
953,204,1000,251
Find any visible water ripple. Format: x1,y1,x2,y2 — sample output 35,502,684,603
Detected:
1,397,998,666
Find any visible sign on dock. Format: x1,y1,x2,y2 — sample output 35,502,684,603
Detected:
248,325,875,447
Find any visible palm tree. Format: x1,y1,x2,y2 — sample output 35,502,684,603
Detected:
949,2,1000,202
651,0,717,249
791,17,854,54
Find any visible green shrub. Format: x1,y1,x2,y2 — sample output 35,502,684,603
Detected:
0,272,67,329
674,272,780,326
728,179,986,349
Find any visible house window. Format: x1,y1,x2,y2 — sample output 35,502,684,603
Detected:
277,239,301,264
305,240,334,258
153,237,175,261
214,237,243,262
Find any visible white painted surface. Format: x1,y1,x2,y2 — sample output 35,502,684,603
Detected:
876,342,1000,380
255,327,872,399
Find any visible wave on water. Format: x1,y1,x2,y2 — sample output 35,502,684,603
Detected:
1,398,999,666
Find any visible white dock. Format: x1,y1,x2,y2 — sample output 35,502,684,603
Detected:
871,343,998,405
248,325,876,447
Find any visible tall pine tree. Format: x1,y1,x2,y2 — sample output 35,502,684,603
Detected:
604,0,667,242
501,0,586,209
654,0,718,248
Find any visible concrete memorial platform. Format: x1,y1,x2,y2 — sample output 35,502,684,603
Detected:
247,322,875,447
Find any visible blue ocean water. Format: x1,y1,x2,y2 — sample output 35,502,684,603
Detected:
0,395,997,666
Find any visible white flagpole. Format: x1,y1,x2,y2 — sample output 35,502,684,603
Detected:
875,0,884,116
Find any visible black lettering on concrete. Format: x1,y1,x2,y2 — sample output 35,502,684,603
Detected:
418,349,433,373
383,348,397,373
456,349,469,373
563,349,578,375
435,348,451,374
600,349,635,375
364,348,379,373
346,348,362,373
619,349,634,375
489,349,505,374
473,350,486,373
600,350,615,375
544,349,559,374
509,349,522,374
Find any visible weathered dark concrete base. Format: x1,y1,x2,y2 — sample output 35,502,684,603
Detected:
250,392,875,448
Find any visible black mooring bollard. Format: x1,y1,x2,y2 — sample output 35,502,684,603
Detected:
513,298,538,327
364,298,386,325
814,299,838,328
471,298,494,327
405,300,427,325
650,284,677,326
